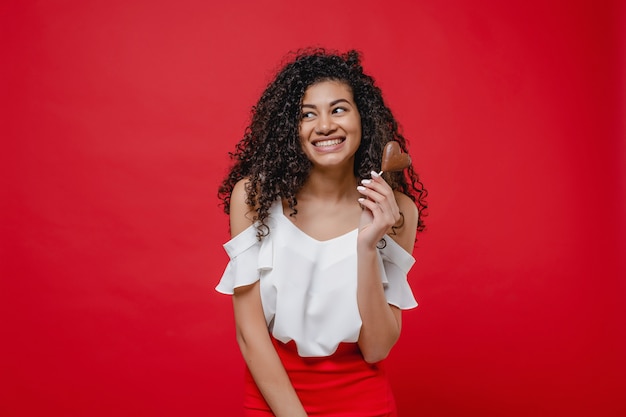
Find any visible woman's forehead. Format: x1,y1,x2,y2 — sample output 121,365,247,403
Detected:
302,80,354,102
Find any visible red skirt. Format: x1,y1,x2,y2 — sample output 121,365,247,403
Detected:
243,337,398,417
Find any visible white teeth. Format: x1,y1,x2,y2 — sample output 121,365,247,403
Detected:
314,138,342,147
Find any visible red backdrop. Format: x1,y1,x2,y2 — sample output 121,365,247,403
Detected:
2,1,625,416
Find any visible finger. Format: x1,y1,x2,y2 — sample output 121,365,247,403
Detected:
358,197,383,214
368,170,390,188
357,183,396,215
358,179,392,199
358,198,397,232
357,186,401,230
361,172,394,198
371,170,384,180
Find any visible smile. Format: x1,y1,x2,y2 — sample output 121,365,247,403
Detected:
313,138,344,147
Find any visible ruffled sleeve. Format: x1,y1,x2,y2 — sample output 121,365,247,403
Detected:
215,224,274,295
378,236,418,309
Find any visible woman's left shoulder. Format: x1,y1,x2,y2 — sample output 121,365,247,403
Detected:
390,191,418,253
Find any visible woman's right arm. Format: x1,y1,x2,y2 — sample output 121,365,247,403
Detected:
230,180,307,417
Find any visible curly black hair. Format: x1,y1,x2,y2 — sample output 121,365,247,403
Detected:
218,48,427,239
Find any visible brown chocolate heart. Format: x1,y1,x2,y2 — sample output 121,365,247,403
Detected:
381,141,411,172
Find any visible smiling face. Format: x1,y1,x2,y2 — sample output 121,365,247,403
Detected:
298,80,362,170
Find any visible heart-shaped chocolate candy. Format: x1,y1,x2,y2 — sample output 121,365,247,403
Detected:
381,141,411,172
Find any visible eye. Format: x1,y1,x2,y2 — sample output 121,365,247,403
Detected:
301,111,315,119
332,107,347,114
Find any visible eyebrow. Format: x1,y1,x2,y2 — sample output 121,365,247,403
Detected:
301,98,352,109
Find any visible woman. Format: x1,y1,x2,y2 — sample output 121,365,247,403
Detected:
217,48,427,417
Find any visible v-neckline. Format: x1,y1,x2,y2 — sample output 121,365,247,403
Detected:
275,202,358,244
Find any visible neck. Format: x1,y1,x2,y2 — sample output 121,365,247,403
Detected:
299,165,360,203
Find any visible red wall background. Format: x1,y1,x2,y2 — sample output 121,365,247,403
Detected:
2,0,625,416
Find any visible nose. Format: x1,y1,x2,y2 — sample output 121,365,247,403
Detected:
314,113,336,135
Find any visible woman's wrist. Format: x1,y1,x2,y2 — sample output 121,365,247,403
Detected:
356,239,380,254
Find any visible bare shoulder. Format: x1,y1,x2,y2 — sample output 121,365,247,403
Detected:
390,191,418,254
229,178,256,237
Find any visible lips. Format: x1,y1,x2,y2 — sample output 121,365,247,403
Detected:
312,137,345,147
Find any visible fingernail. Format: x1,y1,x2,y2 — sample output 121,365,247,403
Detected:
358,197,365,202
361,179,371,185
357,186,366,192
371,171,380,178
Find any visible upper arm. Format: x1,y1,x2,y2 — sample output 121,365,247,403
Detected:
384,193,416,337
229,180,268,336
233,280,268,341
230,178,256,237
390,192,419,254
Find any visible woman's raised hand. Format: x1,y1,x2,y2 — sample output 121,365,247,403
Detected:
356,171,401,248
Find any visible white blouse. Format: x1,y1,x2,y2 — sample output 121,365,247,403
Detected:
216,200,418,357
